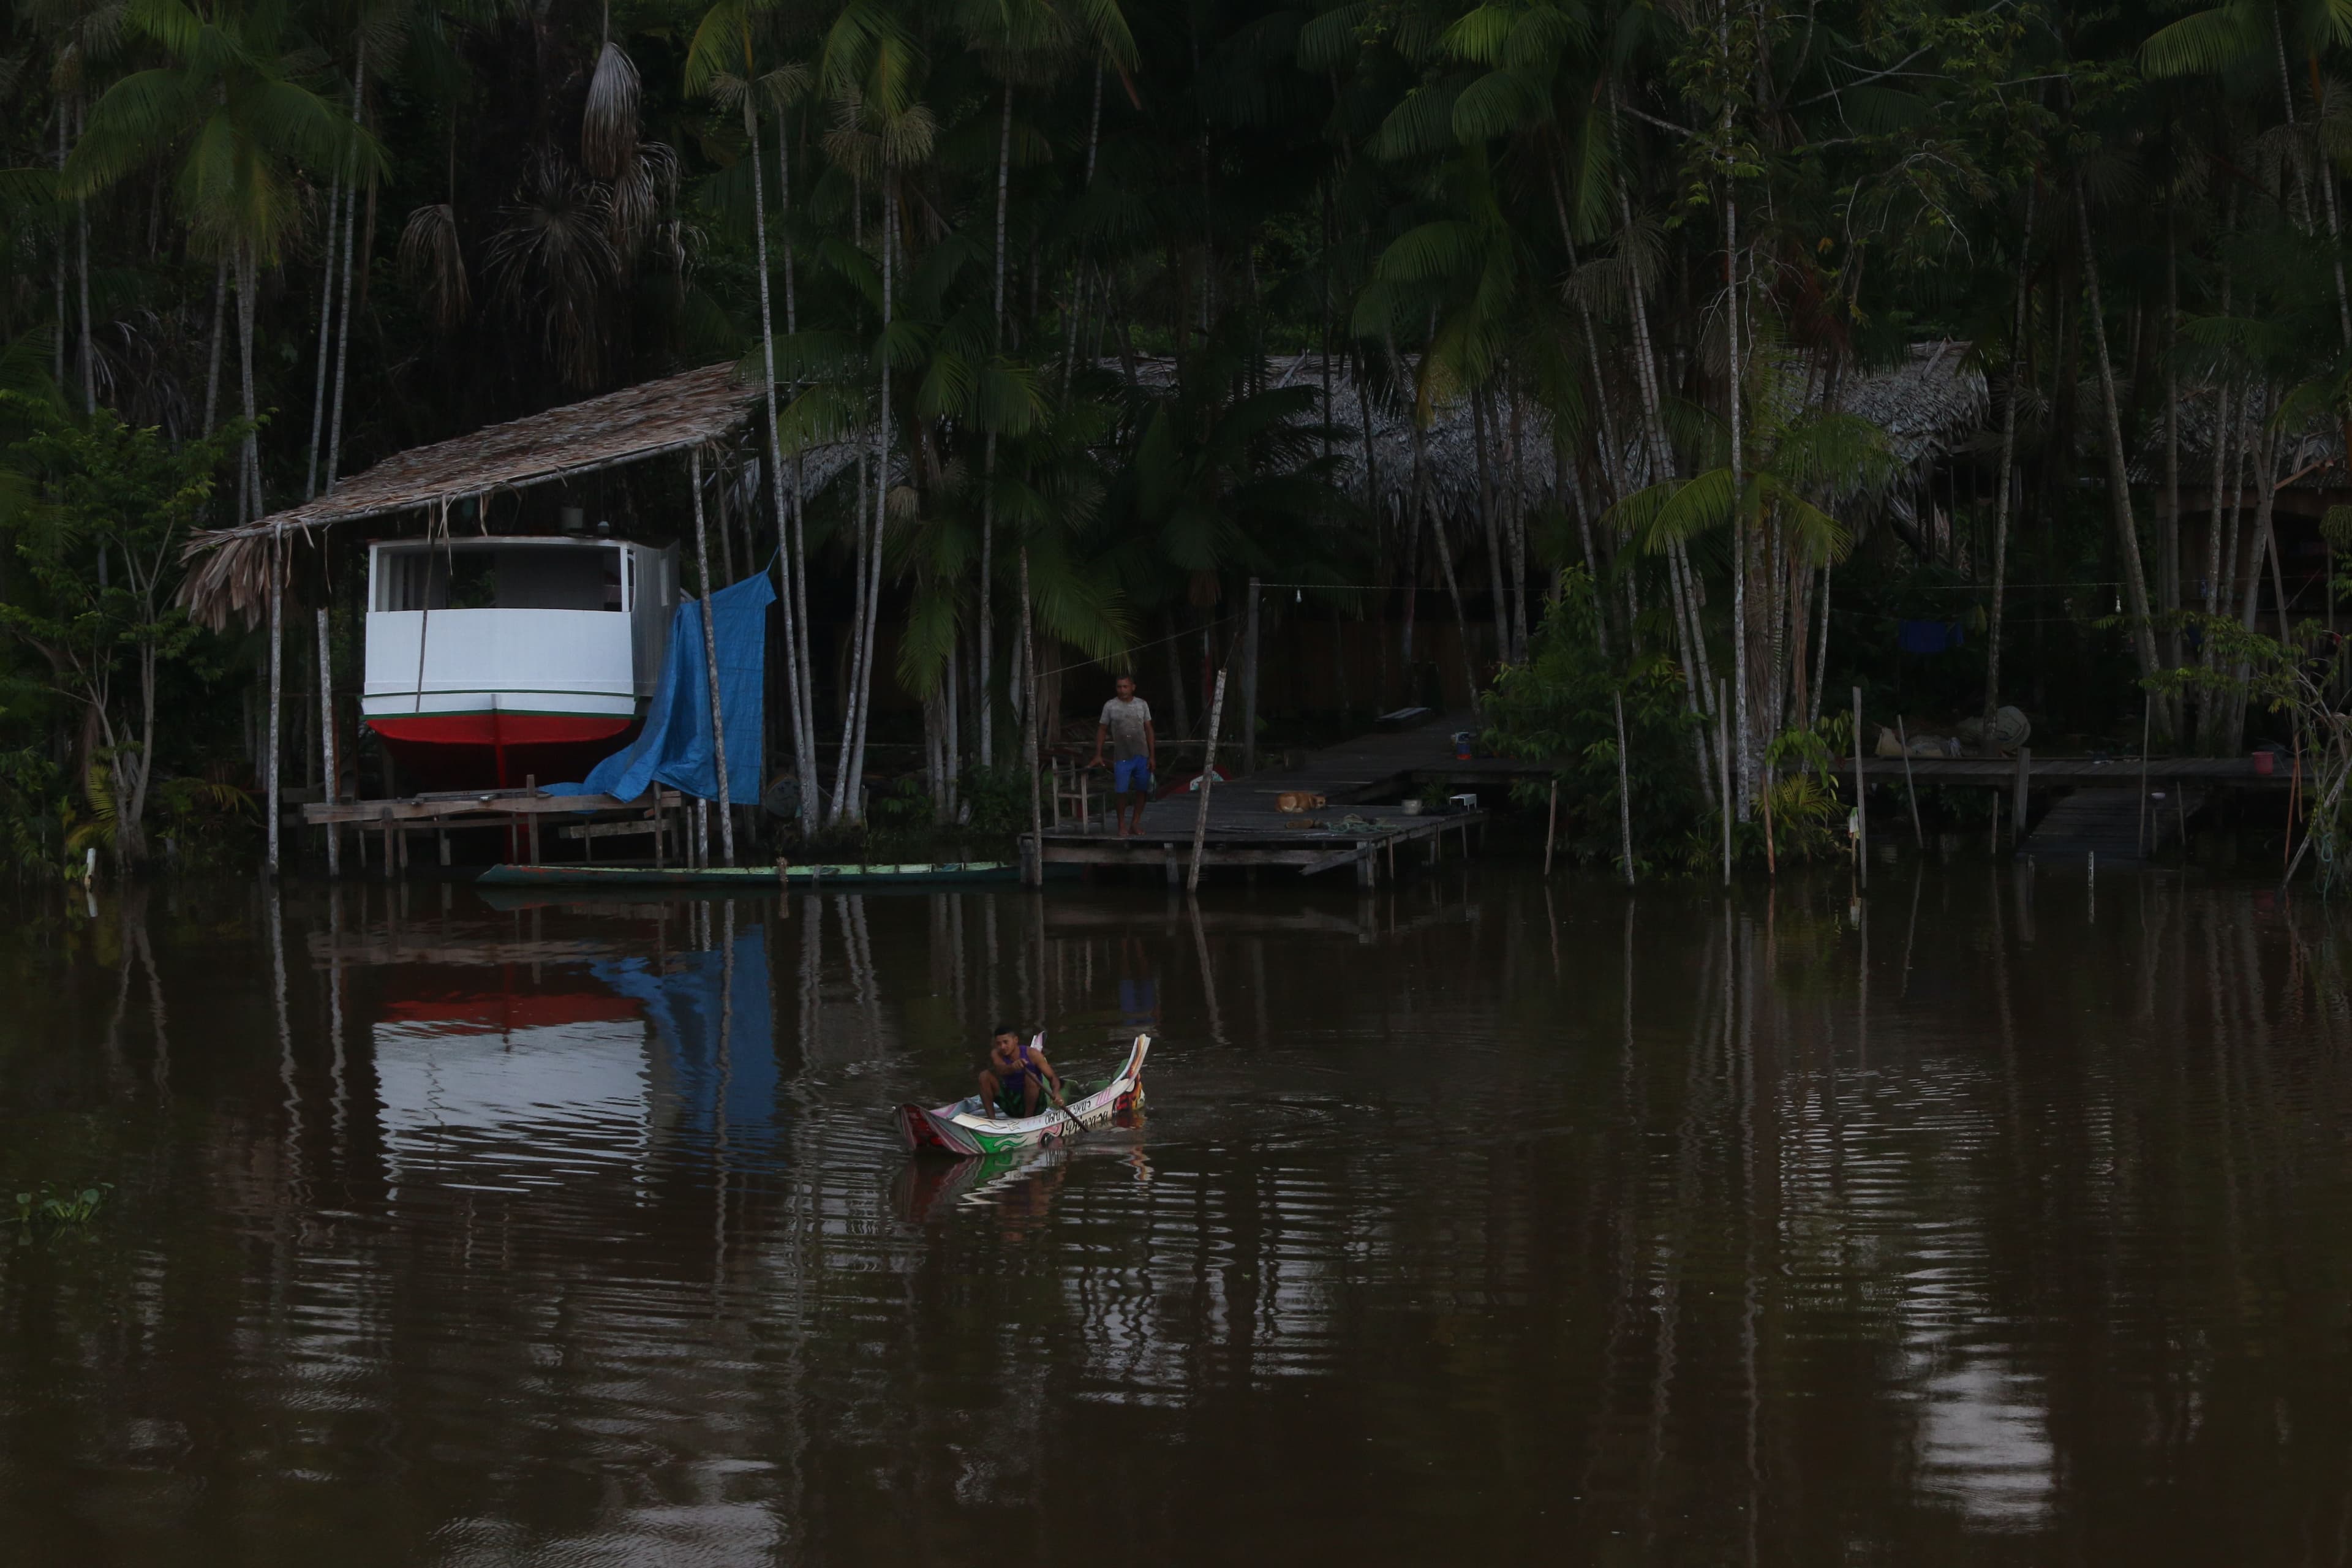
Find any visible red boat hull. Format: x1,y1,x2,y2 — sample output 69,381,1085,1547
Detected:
367,712,638,791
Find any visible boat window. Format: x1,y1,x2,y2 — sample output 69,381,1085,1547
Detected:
495,547,615,611
372,545,624,612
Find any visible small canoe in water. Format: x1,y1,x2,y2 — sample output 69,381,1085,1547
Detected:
895,1033,1152,1156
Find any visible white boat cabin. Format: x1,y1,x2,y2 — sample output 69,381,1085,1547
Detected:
362,535,678,775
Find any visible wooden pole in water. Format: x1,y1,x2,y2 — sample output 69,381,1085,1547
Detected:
1896,715,1923,848
1852,687,1868,890
1613,690,1635,886
690,447,736,867
2286,728,2301,877
2013,747,2030,841
1188,667,1230,892
2139,693,2153,858
317,607,339,878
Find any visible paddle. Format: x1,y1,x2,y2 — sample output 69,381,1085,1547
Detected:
1033,1030,1085,1144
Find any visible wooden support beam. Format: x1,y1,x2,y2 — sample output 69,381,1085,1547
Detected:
1298,844,1366,878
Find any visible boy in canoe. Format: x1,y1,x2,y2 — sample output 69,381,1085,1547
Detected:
979,1027,1066,1118
1090,675,1156,837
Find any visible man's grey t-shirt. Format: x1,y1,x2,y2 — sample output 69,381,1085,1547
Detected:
1101,697,1152,760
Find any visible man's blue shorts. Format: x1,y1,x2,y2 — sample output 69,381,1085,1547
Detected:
1113,756,1150,796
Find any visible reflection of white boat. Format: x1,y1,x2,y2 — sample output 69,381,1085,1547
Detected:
368,922,777,1192
363,535,677,788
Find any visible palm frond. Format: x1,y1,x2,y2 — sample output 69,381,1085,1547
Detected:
582,39,642,180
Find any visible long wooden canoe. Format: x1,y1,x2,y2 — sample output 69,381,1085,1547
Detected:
477,860,1032,888
895,1033,1152,1156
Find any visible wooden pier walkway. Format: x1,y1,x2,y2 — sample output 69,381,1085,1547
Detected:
1030,712,1485,888
303,786,687,876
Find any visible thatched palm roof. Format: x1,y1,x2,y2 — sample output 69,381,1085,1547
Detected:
2133,383,2348,501
181,363,761,630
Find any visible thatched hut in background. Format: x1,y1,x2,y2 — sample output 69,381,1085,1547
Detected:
2136,387,2350,633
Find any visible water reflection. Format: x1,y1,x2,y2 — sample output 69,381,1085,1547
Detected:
4,870,2352,1562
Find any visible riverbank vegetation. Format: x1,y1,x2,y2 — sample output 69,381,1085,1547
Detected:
1,0,2346,875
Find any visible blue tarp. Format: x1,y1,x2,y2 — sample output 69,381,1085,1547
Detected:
1896,618,1966,655
549,573,773,802
592,923,780,1160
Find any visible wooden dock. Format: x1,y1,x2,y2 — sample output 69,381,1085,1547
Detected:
301,786,687,876
1029,714,1485,887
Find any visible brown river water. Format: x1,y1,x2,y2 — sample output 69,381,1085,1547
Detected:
4,865,2351,1564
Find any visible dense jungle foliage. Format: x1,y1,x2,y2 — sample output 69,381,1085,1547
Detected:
1,0,2346,875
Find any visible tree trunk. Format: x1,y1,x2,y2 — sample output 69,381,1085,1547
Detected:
1020,546,1042,882
2161,210,2182,688
2073,171,2162,695
53,102,66,393
76,95,93,417
837,172,896,824
1427,504,1479,711
304,172,344,499
1618,179,1718,790
777,110,818,827
1722,89,1751,820
201,255,228,436
1242,576,1261,772
1471,386,1507,669
1982,181,2037,753
690,448,736,865
236,247,262,522
978,85,1013,771
325,38,366,494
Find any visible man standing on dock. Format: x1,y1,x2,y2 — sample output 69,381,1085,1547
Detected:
1091,675,1157,838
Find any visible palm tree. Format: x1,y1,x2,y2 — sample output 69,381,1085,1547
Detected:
1608,387,1901,760
65,0,380,523
688,0,823,832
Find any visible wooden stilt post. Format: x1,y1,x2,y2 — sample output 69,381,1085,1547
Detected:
317,607,339,878
2013,746,2031,842
1187,668,1230,892
526,775,540,865
2139,693,2152,857
1896,715,1923,848
690,447,736,866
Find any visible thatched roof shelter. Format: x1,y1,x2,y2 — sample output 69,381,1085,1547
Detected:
2133,384,2348,511
181,362,763,630
1124,341,1988,517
